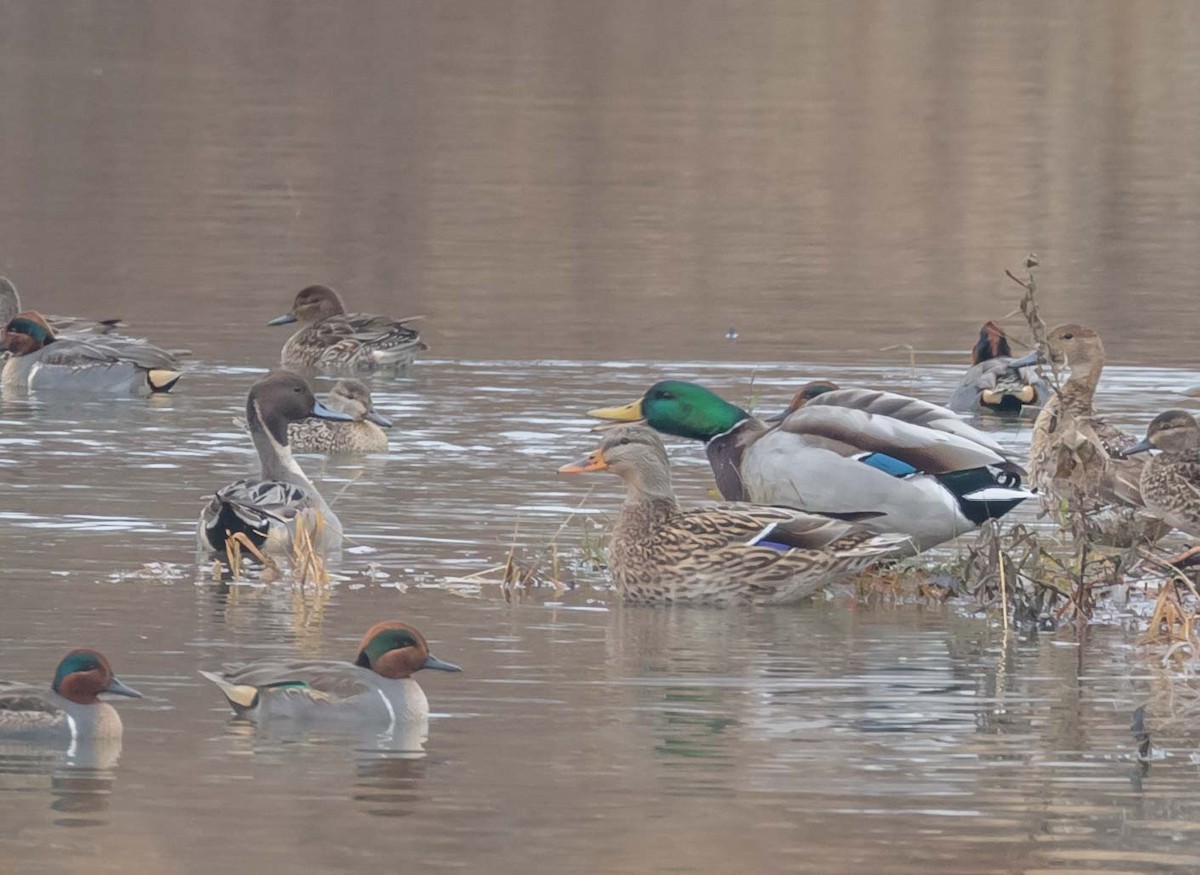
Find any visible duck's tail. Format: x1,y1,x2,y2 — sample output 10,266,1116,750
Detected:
938,467,1032,525
198,671,259,717
147,368,183,393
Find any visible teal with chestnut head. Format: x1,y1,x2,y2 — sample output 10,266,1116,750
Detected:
52,649,143,704
2,311,57,356
354,621,462,678
589,380,750,442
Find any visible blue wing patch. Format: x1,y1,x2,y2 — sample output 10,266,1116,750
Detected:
858,453,918,478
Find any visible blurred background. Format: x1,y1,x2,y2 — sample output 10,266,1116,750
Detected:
1,0,1198,365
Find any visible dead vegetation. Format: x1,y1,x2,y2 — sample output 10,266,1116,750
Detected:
215,512,331,588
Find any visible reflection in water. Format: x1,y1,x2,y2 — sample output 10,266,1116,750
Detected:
0,737,122,823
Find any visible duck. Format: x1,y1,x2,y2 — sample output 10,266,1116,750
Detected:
1,311,184,394
558,426,907,605
268,285,427,373
289,379,392,454
1007,324,1167,546
197,371,355,555
588,380,1030,554
1120,410,1200,546
0,276,124,337
0,649,142,742
200,621,461,725
946,321,1051,416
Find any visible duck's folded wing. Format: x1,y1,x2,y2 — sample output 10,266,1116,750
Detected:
779,404,1009,474
213,479,308,527
803,387,1012,459
36,338,183,371
673,505,886,550
217,661,373,700
0,685,70,732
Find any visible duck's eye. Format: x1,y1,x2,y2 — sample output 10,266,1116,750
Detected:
617,437,631,446
1061,333,1074,340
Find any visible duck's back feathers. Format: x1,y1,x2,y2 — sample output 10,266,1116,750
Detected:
0,685,72,737
199,479,314,551
285,314,426,371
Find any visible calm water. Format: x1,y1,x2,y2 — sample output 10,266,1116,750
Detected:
4,2,1200,873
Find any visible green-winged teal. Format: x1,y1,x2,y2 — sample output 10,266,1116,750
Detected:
0,650,141,742
289,379,391,454
0,276,124,336
946,321,1050,416
200,621,460,725
268,285,426,373
1,311,183,394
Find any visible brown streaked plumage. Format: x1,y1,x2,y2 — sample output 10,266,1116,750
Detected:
558,425,906,605
268,285,427,373
288,379,392,454
1122,410,1200,538
1021,324,1169,545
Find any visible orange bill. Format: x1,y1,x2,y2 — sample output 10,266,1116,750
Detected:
557,449,608,474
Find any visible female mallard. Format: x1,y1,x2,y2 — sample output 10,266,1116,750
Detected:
1121,411,1200,546
0,276,124,336
197,371,355,555
0,650,141,742
589,381,1029,554
289,379,392,454
268,285,426,373
946,321,1050,416
559,426,907,605
1007,324,1164,545
200,621,461,725
2,312,184,394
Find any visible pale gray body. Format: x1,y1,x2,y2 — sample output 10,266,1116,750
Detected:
2,337,183,395
0,683,125,742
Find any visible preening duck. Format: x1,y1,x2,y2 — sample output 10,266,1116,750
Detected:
946,321,1050,416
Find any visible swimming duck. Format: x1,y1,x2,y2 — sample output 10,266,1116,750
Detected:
0,650,142,741
268,285,427,373
1120,410,1200,541
946,321,1051,416
200,621,461,725
197,371,355,555
1,311,184,394
0,277,124,337
289,379,392,454
1007,324,1171,546
559,426,907,605
589,381,1030,554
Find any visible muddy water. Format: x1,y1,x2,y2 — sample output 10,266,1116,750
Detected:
4,2,1200,873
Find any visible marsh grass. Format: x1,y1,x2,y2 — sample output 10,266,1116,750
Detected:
219,511,330,588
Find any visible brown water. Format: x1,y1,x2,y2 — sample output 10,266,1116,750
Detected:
4,2,1200,873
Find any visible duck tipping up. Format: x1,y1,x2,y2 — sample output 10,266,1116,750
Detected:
589,381,1031,555
946,321,1050,416
289,379,392,454
2,312,183,394
200,621,460,726
0,650,142,742
559,425,907,605
268,285,427,373
198,371,354,555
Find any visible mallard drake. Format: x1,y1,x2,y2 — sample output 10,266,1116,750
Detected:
200,621,461,725
268,285,427,373
1008,324,1170,546
589,381,1030,554
558,426,907,605
197,371,354,555
289,379,392,454
0,650,141,742
0,276,124,336
1121,410,1200,539
946,321,1051,415
1,311,183,394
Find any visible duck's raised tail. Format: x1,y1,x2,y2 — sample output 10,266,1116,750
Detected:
198,670,258,717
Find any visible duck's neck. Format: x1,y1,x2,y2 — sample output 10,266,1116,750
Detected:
1058,357,1104,416
616,463,681,530
248,401,316,491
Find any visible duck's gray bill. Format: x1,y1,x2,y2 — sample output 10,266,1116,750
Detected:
422,654,462,673
267,313,298,326
366,410,393,428
105,677,144,699
1119,437,1154,458
312,400,356,421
